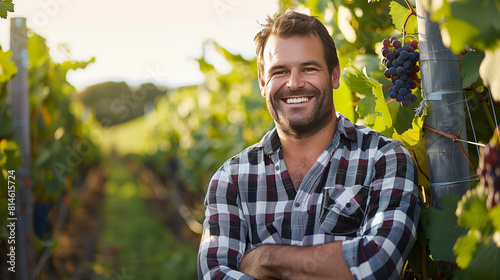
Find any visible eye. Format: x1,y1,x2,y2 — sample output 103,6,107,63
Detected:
273,70,287,76
303,67,317,72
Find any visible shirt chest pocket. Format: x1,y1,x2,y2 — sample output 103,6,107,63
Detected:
319,184,369,237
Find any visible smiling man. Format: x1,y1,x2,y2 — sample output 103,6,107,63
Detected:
198,11,421,280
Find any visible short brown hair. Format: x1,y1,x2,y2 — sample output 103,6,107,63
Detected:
254,11,339,75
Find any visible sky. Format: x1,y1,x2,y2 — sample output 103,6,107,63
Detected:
0,0,280,90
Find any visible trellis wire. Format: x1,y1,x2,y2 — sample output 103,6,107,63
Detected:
488,88,500,134
427,97,475,114
417,89,496,149
463,91,482,158
454,138,485,147
419,86,499,189
414,90,474,117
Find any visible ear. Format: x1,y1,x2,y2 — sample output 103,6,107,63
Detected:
258,70,266,97
331,65,341,89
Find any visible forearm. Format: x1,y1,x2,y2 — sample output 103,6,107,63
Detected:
198,166,252,279
239,242,354,280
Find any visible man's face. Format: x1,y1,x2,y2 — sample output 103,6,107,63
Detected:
259,34,340,139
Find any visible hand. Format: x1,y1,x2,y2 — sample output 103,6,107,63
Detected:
239,246,278,280
238,242,353,280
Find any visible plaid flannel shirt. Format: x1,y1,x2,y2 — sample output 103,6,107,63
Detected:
198,113,421,280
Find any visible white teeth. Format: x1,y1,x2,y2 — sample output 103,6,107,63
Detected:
286,97,309,104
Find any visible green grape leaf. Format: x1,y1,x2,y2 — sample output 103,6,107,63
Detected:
454,230,480,269
447,0,500,51
461,51,484,89
421,192,467,262
425,0,500,52
372,83,392,128
352,54,383,81
0,49,17,83
345,67,373,96
357,93,377,120
456,185,493,232
372,114,389,133
441,18,480,54
389,1,417,34
480,48,500,103
346,62,391,129
405,15,417,35
61,57,96,72
0,0,14,19
465,238,500,280
387,96,414,134
421,0,451,22
196,57,216,74
27,32,49,68
490,206,500,232
392,116,429,188
347,64,376,121
334,76,356,122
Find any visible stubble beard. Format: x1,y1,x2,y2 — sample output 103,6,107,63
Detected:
266,86,334,139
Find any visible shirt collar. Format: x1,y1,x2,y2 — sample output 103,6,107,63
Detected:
261,113,358,156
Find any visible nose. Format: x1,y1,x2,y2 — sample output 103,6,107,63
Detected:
287,69,305,91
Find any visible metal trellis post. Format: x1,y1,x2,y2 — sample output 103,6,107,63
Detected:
416,1,471,209
9,17,34,280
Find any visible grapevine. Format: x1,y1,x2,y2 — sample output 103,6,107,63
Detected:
381,37,421,107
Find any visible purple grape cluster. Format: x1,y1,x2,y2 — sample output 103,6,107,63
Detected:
381,37,421,107
478,132,500,209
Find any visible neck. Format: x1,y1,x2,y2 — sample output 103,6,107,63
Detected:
277,113,338,162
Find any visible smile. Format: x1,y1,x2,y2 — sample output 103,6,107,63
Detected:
285,97,310,104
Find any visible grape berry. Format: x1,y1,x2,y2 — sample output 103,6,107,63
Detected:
478,131,500,209
381,37,420,107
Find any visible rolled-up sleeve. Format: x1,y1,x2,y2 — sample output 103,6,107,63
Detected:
341,142,421,280
198,165,254,280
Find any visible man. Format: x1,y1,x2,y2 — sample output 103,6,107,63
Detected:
198,11,421,280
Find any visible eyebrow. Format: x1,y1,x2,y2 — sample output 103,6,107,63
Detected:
267,60,324,74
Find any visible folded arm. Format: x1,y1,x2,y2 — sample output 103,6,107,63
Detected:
239,242,354,280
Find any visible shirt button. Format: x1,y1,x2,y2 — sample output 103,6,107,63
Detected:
346,202,352,208
275,165,280,171
295,202,300,207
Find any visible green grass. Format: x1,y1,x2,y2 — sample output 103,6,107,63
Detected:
98,112,159,156
94,157,197,280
